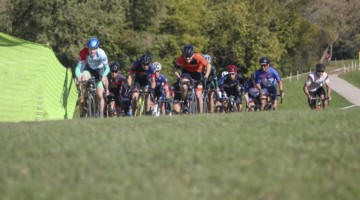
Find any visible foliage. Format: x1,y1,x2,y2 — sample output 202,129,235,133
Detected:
2,0,359,81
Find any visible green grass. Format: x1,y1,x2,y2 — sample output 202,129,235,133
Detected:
1,110,360,200
339,70,360,88
0,66,358,200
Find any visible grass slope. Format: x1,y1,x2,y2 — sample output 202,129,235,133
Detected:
1,109,360,200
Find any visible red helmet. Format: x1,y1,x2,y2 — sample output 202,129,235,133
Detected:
227,65,238,73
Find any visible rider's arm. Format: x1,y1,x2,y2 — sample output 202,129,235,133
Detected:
127,74,133,87
326,82,331,100
204,63,211,78
103,64,110,77
75,62,82,78
174,61,182,79
303,77,312,98
212,66,219,90
164,84,170,99
255,83,263,94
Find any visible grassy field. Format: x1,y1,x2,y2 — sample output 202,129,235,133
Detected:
1,109,360,200
339,70,360,88
1,67,359,200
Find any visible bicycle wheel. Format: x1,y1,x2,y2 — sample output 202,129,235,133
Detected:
87,94,97,117
190,94,198,114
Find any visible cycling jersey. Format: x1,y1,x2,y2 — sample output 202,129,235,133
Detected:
305,72,330,92
219,74,245,92
243,80,260,98
129,60,156,81
108,73,127,93
175,53,208,72
78,48,108,70
155,74,169,98
255,67,281,88
202,65,219,89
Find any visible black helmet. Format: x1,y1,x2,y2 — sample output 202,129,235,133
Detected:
182,44,194,57
316,63,325,72
259,57,270,65
140,54,152,65
110,62,121,72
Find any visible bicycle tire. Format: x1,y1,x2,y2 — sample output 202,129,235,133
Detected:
88,94,97,117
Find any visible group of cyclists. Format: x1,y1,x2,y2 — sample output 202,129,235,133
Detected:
74,37,332,118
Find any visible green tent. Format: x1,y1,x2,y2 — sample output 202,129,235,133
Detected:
0,32,77,122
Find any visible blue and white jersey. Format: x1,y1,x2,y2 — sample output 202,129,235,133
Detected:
255,67,281,88
79,48,108,70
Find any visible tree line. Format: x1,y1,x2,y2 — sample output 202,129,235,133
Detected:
1,0,359,82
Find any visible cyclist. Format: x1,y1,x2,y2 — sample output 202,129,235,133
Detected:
127,54,156,115
243,73,261,112
169,79,182,114
75,37,110,118
303,63,331,109
254,56,284,111
151,62,171,115
217,65,245,112
106,61,128,117
174,44,211,113
202,54,220,113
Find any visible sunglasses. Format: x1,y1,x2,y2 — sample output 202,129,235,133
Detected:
111,70,119,73
229,72,236,75
316,70,324,73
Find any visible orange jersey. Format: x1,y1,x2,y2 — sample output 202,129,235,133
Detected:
175,53,208,72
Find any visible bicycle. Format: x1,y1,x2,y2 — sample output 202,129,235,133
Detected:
220,95,237,113
133,89,149,117
309,96,330,110
263,93,283,111
179,79,200,114
152,98,172,117
80,77,99,118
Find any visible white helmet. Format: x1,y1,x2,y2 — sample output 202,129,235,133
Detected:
153,62,162,71
203,54,212,64
221,71,228,78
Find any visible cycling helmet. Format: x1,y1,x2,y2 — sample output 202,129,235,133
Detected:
227,65,238,73
182,44,194,57
87,37,100,50
259,57,270,65
110,62,121,72
203,54,212,64
140,54,152,65
221,71,229,78
153,62,162,71
316,63,325,72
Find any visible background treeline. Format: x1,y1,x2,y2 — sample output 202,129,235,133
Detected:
1,0,360,82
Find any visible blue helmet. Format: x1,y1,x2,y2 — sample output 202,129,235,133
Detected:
87,37,100,50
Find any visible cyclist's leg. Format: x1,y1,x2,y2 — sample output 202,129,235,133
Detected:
269,87,278,111
208,83,215,113
79,70,91,116
318,87,327,109
308,91,316,109
131,82,141,115
180,72,192,101
260,88,270,111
